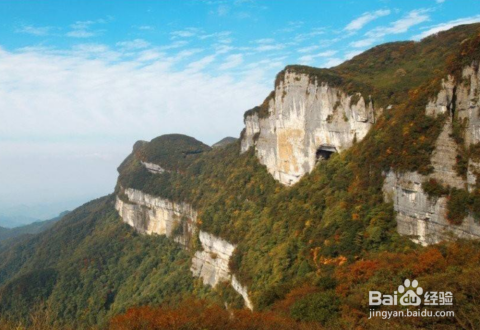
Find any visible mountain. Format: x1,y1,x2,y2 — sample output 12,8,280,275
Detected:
212,136,238,148
0,215,38,228
2,23,480,330
0,211,68,242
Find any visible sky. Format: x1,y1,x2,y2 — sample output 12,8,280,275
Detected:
1,0,479,222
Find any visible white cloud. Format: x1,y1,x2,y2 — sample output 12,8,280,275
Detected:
436,0,446,3
159,40,189,50
136,49,164,62
344,9,391,31
322,57,343,68
254,38,275,44
67,30,96,38
0,46,269,150
137,25,154,30
350,38,376,48
66,20,103,38
344,50,364,60
116,39,150,50
351,9,430,48
16,25,52,36
412,15,480,40
219,54,244,70
294,28,325,42
199,31,231,40
254,44,285,52
299,50,337,64
185,54,217,72
298,45,320,53
366,9,430,39
171,28,202,39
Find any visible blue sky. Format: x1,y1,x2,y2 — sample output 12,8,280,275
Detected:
1,0,479,220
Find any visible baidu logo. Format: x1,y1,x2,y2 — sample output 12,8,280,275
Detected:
398,279,423,306
369,279,453,307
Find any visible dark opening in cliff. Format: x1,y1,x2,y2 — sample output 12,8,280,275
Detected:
316,145,336,161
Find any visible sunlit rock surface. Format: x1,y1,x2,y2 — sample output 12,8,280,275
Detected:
241,69,374,185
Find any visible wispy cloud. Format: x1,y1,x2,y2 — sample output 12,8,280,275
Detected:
219,54,243,70
136,25,154,31
254,43,285,52
199,31,231,40
294,28,325,42
322,57,343,68
352,9,430,48
298,45,320,53
344,9,391,32
367,9,430,38
350,38,377,48
66,20,105,38
171,28,202,39
116,39,150,50
185,54,217,72
299,50,337,64
344,49,364,60
412,15,480,40
254,38,275,44
15,25,52,36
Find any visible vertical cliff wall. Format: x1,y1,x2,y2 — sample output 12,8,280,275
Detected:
384,63,480,245
241,69,375,185
115,187,253,309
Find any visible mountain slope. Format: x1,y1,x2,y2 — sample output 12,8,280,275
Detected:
0,196,208,328
0,211,68,242
1,23,480,329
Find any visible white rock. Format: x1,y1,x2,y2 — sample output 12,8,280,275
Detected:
241,69,374,185
115,188,253,309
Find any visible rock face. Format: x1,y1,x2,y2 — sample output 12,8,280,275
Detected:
384,63,480,245
191,232,254,310
115,188,196,237
141,161,166,174
241,69,375,185
115,188,253,309
383,171,480,245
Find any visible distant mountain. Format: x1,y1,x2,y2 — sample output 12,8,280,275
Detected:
0,211,68,242
212,136,238,148
0,215,38,228
0,200,89,227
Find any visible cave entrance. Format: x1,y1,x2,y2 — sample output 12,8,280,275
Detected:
316,145,337,162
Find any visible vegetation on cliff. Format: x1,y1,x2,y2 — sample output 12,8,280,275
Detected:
1,23,480,330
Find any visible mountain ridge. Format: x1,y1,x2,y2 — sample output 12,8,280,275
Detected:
2,23,480,329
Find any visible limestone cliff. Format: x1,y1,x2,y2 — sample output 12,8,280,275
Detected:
384,63,480,245
241,68,375,185
115,187,253,309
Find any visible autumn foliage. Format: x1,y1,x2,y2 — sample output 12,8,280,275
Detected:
108,299,323,330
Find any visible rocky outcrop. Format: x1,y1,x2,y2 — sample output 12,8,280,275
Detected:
141,161,166,174
429,119,465,189
385,63,480,245
383,171,480,245
115,188,196,238
191,231,235,287
191,232,253,310
115,188,253,309
241,69,375,185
